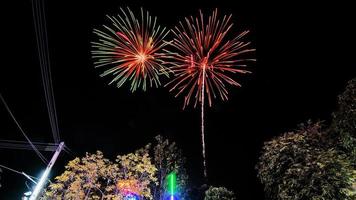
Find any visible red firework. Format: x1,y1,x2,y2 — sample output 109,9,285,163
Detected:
165,9,255,108
165,9,255,178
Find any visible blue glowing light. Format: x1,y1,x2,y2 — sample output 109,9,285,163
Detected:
124,193,139,200
165,195,179,200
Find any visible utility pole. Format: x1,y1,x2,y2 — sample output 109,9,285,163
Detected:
30,142,64,200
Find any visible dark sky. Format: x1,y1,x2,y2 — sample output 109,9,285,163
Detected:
0,0,355,199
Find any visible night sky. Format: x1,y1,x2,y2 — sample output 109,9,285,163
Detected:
1,0,355,199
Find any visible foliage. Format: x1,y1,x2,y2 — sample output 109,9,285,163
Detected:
204,186,236,200
256,122,356,200
151,135,189,200
41,136,192,199
41,151,113,199
331,77,356,164
332,78,356,138
41,148,157,200
115,145,158,198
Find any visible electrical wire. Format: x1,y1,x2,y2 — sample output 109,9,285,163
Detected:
0,140,57,152
31,0,60,144
0,164,22,175
0,93,48,164
0,164,39,181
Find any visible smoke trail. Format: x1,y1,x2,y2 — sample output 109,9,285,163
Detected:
201,67,207,178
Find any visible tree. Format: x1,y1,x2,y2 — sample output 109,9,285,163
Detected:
204,186,236,200
331,77,356,164
41,147,158,200
256,122,356,200
151,135,189,200
115,144,158,199
41,151,113,199
41,136,193,199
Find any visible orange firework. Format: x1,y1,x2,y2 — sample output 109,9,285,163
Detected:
91,7,170,92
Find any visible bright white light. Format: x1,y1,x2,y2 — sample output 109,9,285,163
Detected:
136,53,147,63
29,170,49,200
29,142,64,200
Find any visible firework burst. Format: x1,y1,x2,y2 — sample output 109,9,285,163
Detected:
91,7,170,92
165,9,255,178
165,8,255,108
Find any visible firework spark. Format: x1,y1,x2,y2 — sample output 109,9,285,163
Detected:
91,7,170,92
165,9,255,178
165,8,255,108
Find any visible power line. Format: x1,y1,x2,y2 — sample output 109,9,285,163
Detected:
0,164,22,175
0,164,38,182
41,0,60,143
0,164,54,189
31,0,60,144
0,139,75,157
33,0,60,143
0,140,57,152
0,93,48,164
0,139,56,145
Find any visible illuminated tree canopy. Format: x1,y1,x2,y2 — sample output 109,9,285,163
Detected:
41,148,157,200
40,136,190,200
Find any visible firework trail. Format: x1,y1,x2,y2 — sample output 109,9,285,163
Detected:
91,7,170,92
201,67,206,178
165,9,255,178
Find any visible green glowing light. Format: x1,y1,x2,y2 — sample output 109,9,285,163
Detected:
167,172,177,195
